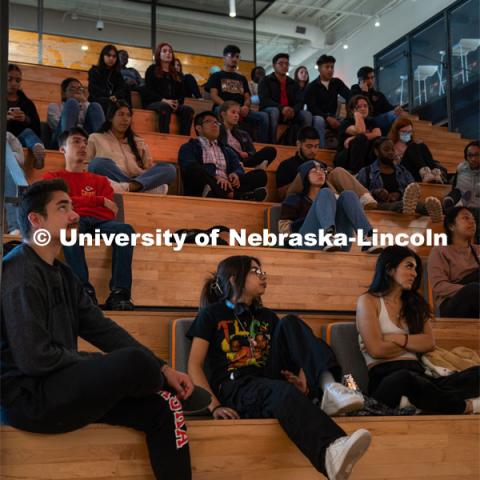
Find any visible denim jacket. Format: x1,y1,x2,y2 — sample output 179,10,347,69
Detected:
356,159,415,194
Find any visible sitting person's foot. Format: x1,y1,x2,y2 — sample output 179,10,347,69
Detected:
431,168,445,184
7,228,21,236
237,187,267,202
104,289,134,311
85,288,99,306
146,184,168,195
359,192,378,210
442,195,455,212
32,143,45,169
325,428,372,480
321,383,365,416
402,182,420,215
425,196,443,223
419,166,435,183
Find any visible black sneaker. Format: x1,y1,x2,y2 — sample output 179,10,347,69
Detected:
103,289,134,311
237,187,268,202
85,289,99,306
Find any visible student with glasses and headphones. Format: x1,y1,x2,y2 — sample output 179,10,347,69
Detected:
187,255,372,480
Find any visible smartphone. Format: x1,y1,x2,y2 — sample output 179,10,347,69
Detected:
8,107,20,113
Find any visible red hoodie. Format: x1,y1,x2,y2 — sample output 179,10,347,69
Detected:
43,170,115,221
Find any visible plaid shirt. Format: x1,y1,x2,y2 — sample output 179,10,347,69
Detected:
198,136,228,179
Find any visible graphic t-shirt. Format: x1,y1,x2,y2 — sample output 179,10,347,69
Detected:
187,301,278,393
205,71,250,105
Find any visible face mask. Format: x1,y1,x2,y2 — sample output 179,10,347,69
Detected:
399,132,411,143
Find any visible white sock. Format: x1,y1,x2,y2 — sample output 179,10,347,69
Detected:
320,371,336,390
469,397,480,413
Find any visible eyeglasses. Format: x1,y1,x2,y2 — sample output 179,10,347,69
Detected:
250,267,267,277
201,120,221,126
68,86,85,92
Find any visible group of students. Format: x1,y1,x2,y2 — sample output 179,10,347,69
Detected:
1,178,479,479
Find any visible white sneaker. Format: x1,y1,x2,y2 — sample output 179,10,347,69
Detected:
321,383,364,416
202,184,212,197
147,184,168,195
8,229,21,236
425,196,443,223
402,182,420,215
359,192,378,210
255,160,269,170
325,429,372,480
108,180,129,193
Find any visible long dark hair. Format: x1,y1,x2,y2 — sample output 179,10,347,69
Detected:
368,246,432,333
347,94,372,118
444,206,476,245
97,44,120,71
154,42,180,81
200,255,262,308
294,65,309,86
99,100,143,167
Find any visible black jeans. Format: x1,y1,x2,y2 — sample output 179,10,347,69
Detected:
63,216,134,294
334,134,376,174
2,348,191,479
369,360,480,414
243,146,277,168
181,162,267,199
217,315,345,476
146,102,194,135
439,283,480,319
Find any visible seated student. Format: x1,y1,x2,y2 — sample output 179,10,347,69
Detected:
428,206,480,319
293,65,309,108
174,58,201,99
218,101,276,169
178,111,268,201
259,53,311,145
1,179,194,479
248,66,266,105
280,160,381,253
356,137,443,222
334,95,381,174
305,55,351,148
118,49,144,91
88,44,130,115
87,100,176,194
389,117,446,184
4,134,29,235
143,43,194,135
276,126,378,208
43,127,135,309
187,255,371,480
48,77,105,147
357,246,479,413
205,45,269,144
7,63,45,168
351,66,405,135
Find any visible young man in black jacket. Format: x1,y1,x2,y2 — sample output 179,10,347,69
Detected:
305,55,351,148
351,66,405,135
1,179,194,479
259,53,312,144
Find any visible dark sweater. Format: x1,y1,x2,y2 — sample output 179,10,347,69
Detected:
88,66,129,106
218,125,256,157
143,64,186,106
305,77,351,118
7,90,41,137
1,244,165,406
350,84,394,116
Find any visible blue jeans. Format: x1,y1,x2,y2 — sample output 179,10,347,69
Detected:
4,143,29,232
243,109,270,144
63,216,134,293
17,128,42,150
52,99,105,146
88,157,176,191
374,110,397,136
298,189,372,251
312,116,326,148
263,107,312,144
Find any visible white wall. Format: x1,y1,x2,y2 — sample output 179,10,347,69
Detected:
303,0,458,85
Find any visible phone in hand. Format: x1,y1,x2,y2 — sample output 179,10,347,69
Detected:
8,107,21,113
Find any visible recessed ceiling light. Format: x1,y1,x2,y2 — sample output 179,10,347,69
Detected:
81,45,88,51
343,44,349,49
374,19,380,27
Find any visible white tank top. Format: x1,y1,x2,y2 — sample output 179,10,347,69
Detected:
358,296,417,368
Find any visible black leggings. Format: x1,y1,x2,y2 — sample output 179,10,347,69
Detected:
181,161,267,198
243,146,277,168
334,134,376,174
2,348,191,480
146,102,194,135
218,315,345,476
369,360,479,414
439,283,480,319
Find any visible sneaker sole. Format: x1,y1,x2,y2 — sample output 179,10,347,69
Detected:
331,429,372,480
402,183,420,215
322,396,365,416
425,196,443,223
